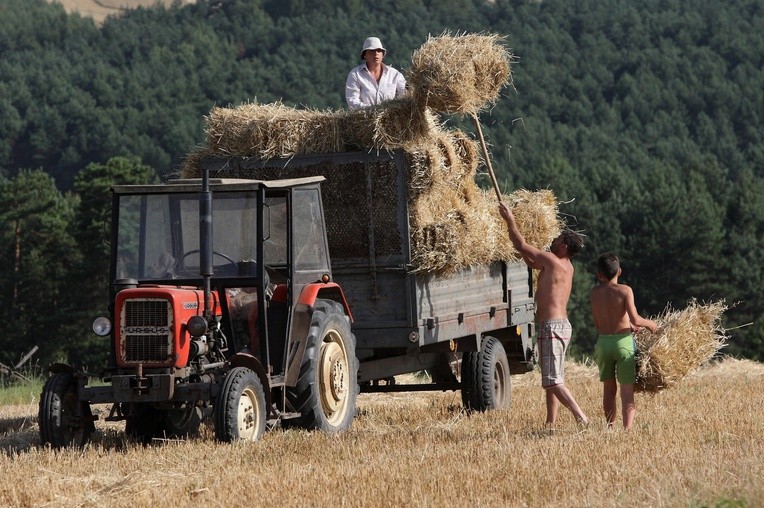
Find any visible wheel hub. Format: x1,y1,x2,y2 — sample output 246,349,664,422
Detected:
320,340,348,415
238,389,258,438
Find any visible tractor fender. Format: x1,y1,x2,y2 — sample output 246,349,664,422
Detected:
285,284,353,388
297,282,353,322
228,352,274,418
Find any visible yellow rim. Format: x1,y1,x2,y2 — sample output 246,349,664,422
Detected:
319,330,350,426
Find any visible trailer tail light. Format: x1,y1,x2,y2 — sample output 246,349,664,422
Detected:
119,298,174,364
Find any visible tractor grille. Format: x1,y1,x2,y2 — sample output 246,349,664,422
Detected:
120,299,173,363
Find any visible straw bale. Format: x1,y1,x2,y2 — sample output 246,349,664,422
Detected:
435,130,478,187
410,219,462,274
408,32,514,115
634,300,728,393
409,187,561,273
451,129,480,176
205,102,344,159
404,144,441,198
409,181,466,228
494,189,562,260
340,97,438,150
458,189,505,267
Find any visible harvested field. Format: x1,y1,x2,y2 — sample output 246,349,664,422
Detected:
1,358,762,507
47,0,196,25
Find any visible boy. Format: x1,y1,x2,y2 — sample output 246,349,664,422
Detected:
590,252,657,429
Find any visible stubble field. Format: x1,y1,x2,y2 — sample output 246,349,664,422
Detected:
47,0,197,24
1,358,762,507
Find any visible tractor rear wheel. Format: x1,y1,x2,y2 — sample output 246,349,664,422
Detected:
39,373,94,448
286,299,358,432
214,367,267,442
461,335,511,411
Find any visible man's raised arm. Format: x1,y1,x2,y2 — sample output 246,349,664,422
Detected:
498,201,544,268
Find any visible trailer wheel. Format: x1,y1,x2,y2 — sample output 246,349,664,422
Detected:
286,299,358,432
461,335,511,411
39,373,94,448
214,367,267,442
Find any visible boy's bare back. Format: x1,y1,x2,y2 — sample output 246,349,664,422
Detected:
590,283,635,334
591,281,657,335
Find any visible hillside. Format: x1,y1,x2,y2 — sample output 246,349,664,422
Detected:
47,0,196,24
3,0,763,365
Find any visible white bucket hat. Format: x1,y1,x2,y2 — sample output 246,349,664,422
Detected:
361,37,386,59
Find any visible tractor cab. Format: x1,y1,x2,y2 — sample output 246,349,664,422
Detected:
108,176,332,375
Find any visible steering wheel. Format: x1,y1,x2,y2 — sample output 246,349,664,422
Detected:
177,249,237,276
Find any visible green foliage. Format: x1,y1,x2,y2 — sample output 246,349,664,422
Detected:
0,0,762,361
0,375,44,406
59,157,158,368
0,170,78,364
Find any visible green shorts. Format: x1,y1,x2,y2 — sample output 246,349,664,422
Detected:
594,333,636,385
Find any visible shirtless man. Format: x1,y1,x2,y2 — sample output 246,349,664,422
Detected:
590,252,657,429
499,202,589,427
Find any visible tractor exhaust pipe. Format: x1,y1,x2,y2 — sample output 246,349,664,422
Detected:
200,165,213,320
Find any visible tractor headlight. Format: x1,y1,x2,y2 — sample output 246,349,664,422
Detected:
92,316,112,337
187,315,208,337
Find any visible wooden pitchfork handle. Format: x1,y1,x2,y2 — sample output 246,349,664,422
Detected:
471,113,503,202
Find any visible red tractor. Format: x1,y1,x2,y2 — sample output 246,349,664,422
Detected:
39,173,358,446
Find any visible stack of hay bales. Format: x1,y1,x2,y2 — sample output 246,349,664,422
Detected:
182,32,561,273
634,300,728,392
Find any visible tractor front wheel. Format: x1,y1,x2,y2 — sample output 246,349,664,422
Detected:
39,373,94,448
214,367,267,442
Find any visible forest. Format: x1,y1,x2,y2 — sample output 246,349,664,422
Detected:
0,0,762,368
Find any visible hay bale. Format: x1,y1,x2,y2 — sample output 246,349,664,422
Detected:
409,187,562,274
341,97,439,150
408,32,514,115
205,102,344,159
494,189,562,260
635,300,728,392
410,213,465,274
436,130,479,187
451,129,480,176
404,143,441,198
196,98,439,164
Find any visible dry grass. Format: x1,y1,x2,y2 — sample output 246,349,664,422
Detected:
1,358,762,507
